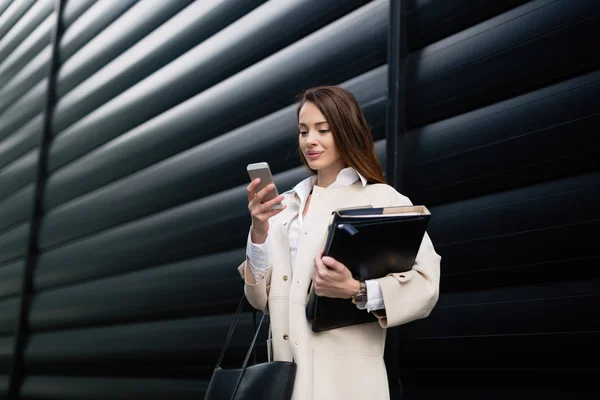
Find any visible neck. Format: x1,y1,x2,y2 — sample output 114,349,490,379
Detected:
316,161,345,188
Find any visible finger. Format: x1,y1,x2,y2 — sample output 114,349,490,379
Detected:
321,256,339,270
314,256,327,279
325,256,348,275
247,178,261,201
255,183,277,202
261,194,284,211
261,203,287,219
252,205,286,223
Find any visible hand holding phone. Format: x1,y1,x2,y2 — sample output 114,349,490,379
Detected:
247,162,286,242
247,162,281,210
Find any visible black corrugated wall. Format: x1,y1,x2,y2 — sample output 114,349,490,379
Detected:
0,0,598,399
392,0,600,399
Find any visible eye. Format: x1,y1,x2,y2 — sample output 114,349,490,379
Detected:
299,131,308,136
319,129,330,134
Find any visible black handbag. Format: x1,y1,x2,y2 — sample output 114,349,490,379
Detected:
205,294,296,400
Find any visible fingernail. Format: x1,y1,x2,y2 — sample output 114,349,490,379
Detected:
322,256,332,263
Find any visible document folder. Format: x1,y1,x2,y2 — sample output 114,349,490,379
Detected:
306,205,431,332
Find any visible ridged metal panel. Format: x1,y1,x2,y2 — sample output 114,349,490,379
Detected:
39,0,375,204
6,0,594,398
0,222,28,264
0,0,96,115
0,335,13,375
392,1,600,397
406,0,600,128
0,0,376,205
429,169,600,288
0,0,267,230
37,66,387,250
55,0,196,98
20,376,208,400
50,0,368,136
0,296,17,335
0,0,13,19
0,5,393,396
0,0,53,66
46,0,386,175
33,138,384,292
406,0,531,50
28,146,387,333
24,314,262,378
23,143,386,399
0,0,193,146
0,149,37,200
0,260,21,298
0,0,34,40
405,68,600,205
0,375,7,398
30,249,246,332
0,179,34,232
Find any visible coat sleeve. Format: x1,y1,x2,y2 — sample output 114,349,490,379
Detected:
237,259,272,312
373,232,440,328
371,186,441,328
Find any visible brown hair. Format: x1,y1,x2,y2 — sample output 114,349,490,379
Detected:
296,86,386,184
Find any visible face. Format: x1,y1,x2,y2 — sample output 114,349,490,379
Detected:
298,101,344,173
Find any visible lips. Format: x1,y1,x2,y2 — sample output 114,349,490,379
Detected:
306,151,323,160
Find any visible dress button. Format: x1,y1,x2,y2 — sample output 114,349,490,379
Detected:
283,334,289,340
297,280,301,284
304,231,308,235
283,275,288,281
294,341,299,346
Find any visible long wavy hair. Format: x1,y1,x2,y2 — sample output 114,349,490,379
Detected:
296,86,386,184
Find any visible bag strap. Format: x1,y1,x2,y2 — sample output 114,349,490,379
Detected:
214,294,246,369
252,309,257,365
231,307,268,400
214,293,268,369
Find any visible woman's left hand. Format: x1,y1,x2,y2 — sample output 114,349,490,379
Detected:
312,250,360,299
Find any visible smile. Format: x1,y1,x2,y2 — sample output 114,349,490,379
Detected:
306,152,323,160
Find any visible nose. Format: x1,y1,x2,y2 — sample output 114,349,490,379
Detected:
306,129,319,146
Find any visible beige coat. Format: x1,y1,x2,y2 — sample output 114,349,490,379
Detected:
238,181,441,400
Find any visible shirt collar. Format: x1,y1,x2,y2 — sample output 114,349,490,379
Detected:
292,167,368,208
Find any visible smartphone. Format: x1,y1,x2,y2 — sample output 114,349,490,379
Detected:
247,162,281,210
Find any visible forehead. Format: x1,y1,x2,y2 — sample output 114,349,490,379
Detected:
298,102,328,125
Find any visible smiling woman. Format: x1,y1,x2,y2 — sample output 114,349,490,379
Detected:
238,86,441,400
296,86,386,186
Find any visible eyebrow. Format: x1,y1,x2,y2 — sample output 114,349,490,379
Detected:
298,121,329,127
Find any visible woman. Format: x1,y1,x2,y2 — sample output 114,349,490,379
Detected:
238,86,441,400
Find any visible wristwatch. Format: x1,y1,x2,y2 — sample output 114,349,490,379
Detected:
351,278,367,304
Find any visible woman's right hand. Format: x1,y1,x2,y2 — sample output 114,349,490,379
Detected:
247,178,286,244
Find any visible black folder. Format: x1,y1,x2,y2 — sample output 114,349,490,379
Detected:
306,205,431,332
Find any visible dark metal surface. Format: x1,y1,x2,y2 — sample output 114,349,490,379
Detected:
0,0,35,42
1,0,599,398
7,0,64,396
0,0,128,118
404,68,600,205
0,0,53,82
406,0,600,128
37,67,387,249
0,260,22,299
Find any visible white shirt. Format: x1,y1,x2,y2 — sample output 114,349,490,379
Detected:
246,167,385,312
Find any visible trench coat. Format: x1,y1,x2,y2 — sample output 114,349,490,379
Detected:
238,181,441,400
